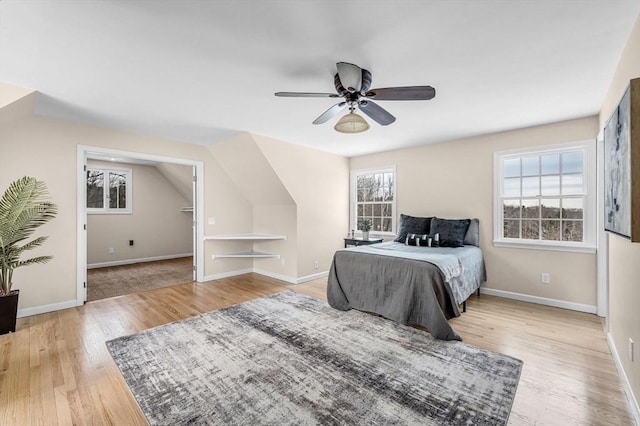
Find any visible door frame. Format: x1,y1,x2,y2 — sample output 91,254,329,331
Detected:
76,145,205,304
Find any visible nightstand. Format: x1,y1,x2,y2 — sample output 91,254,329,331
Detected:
344,237,383,248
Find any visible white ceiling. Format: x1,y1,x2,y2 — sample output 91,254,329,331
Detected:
1,1,638,157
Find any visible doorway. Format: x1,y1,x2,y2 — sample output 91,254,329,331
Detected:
76,145,204,304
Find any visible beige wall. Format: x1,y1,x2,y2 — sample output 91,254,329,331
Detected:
253,134,350,277
350,116,599,307
599,14,640,412
0,109,253,311
86,160,193,265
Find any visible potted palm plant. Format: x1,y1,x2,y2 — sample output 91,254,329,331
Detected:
359,218,372,240
0,177,57,334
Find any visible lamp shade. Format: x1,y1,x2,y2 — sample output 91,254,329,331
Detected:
334,112,370,133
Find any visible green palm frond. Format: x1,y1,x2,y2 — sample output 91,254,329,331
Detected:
0,177,57,295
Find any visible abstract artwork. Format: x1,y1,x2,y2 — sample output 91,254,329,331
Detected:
604,78,639,241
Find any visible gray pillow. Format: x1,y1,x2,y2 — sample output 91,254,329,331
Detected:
464,218,480,246
430,218,471,248
394,214,433,243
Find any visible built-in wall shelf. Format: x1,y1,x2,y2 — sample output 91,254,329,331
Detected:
212,250,280,260
206,233,286,260
204,233,287,241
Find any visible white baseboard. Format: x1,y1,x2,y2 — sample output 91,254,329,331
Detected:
203,268,254,282
253,268,297,284
203,268,328,285
480,287,597,314
17,299,79,318
296,271,329,284
88,253,193,269
607,332,640,424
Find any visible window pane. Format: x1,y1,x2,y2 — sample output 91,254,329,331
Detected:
541,220,561,240
522,199,540,218
563,220,583,242
372,217,382,231
503,158,520,178
503,219,520,238
381,203,391,216
541,154,560,175
541,199,560,218
522,220,540,240
382,218,392,232
503,200,520,218
373,203,382,216
562,174,583,195
562,151,583,174
503,178,520,197
541,175,560,196
357,217,364,230
562,198,583,219
109,172,127,209
385,173,394,201
522,176,539,197
522,156,539,177
357,204,364,216
365,204,373,216
86,170,104,208
357,190,365,202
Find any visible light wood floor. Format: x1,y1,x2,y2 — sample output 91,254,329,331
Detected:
0,274,633,425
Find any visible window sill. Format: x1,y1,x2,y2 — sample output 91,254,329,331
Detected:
493,240,596,254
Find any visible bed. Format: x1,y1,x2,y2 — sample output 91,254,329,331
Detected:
327,216,486,341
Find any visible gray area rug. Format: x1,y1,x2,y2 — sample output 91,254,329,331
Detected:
107,291,522,425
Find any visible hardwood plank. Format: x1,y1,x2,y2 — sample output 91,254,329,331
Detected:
0,274,633,425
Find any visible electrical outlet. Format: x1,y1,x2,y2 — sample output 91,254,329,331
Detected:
629,338,634,362
540,272,550,284
109,247,114,255
313,261,319,270
208,217,216,225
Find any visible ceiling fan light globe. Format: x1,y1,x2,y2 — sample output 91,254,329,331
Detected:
334,112,370,134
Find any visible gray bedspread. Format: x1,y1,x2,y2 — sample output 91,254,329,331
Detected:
327,242,486,341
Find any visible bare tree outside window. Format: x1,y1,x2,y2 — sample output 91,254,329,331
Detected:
86,167,131,213
354,169,395,233
86,170,104,208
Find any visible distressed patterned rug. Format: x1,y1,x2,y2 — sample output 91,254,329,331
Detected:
107,291,522,425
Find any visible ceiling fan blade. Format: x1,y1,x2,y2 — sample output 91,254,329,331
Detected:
337,62,362,92
365,86,436,101
275,92,340,98
313,102,347,124
358,100,396,126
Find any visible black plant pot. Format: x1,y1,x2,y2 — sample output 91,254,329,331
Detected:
0,290,19,335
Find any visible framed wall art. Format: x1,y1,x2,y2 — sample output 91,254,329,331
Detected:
604,77,639,242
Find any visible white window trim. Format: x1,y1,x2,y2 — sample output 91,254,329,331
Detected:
87,166,133,214
350,165,397,237
493,140,596,253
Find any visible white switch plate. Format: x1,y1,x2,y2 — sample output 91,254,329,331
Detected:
208,217,216,225
540,272,550,284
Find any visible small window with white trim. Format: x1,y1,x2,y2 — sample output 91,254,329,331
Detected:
350,167,396,235
493,141,595,252
86,167,132,214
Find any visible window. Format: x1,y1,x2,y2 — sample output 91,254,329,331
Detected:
86,167,132,213
350,167,396,235
493,141,595,252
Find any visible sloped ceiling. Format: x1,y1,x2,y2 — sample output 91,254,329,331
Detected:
1,1,639,157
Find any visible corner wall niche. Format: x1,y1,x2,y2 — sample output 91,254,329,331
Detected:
205,233,286,259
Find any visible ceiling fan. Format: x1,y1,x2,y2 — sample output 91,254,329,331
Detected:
275,62,436,133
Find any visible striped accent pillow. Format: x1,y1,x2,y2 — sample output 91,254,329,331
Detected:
405,233,440,247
